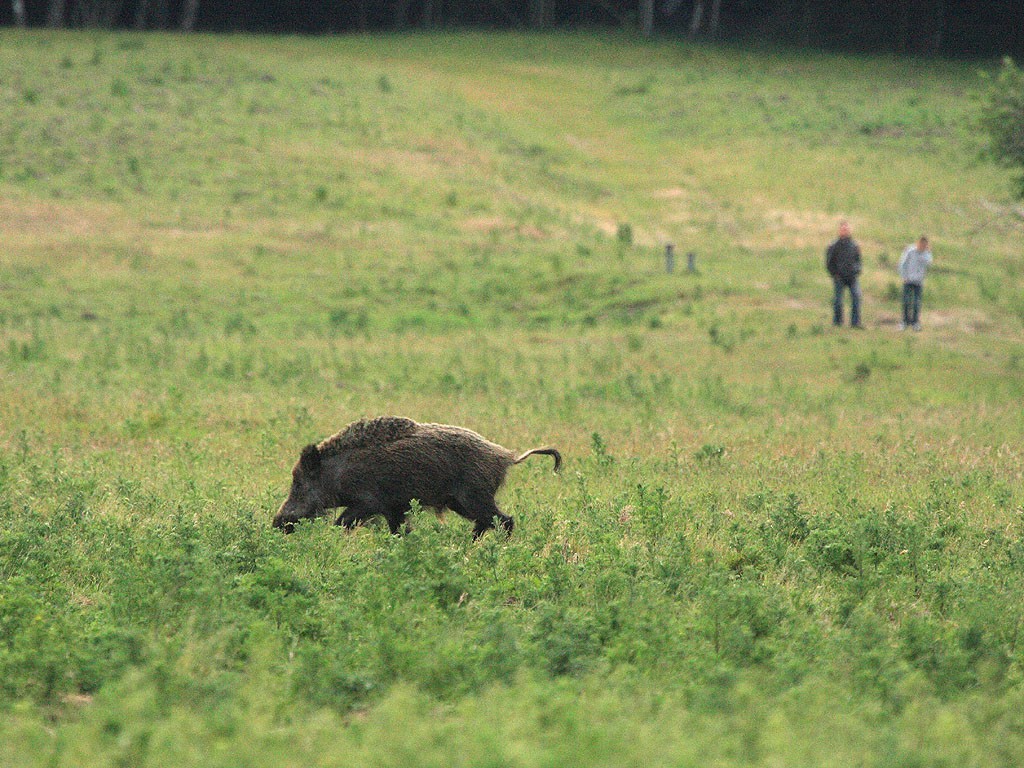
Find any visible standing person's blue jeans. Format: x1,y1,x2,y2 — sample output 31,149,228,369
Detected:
902,282,922,328
832,276,862,327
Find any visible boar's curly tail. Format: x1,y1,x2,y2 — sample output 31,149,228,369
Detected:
513,447,562,472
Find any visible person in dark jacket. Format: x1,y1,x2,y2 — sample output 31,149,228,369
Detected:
826,220,863,328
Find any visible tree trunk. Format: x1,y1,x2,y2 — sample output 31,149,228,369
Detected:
47,0,65,27
529,0,547,29
688,0,704,38
152,0,170,29
180,0,199,31
393,0,412,28
79,0,101,27
931,0,946,54
799,0,813,47
708,0,721,38
640,0,655,37
102,0,125,28
896,0,910,53
12,0,26,27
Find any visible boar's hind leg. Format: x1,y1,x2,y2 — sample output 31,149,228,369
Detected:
451,493,513,539
384,506,408,535
335,509,361,529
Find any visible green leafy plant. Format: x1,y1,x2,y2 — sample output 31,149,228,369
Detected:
979,57,1024,198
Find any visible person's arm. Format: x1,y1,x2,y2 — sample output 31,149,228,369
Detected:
898,247,909,279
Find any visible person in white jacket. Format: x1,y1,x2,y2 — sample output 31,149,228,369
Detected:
898,236,933,331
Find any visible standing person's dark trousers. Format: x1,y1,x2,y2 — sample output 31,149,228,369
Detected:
832,276,862,328
902,283,922,328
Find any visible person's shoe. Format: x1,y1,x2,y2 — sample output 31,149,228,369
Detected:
913,323,922,331
899,322,907,331
851,323,865,330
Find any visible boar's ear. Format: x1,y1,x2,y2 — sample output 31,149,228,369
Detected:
299,444,322,475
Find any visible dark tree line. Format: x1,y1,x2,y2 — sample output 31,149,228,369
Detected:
2,0,1023,57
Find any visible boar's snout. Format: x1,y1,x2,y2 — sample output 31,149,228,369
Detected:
274,487,325,533
272,510,296,534
273,498,308,534
272,506,295,533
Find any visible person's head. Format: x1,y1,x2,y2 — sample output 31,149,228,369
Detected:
917,235,929,251
838,220,852,238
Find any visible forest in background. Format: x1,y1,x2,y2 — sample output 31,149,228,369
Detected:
2,0,1022,58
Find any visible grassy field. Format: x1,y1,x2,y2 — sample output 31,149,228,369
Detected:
2,29,1023,766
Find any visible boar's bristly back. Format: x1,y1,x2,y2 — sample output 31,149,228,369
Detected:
317,416,418,455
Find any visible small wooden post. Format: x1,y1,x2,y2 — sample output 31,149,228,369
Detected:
665,243,675,273
687,251,697,273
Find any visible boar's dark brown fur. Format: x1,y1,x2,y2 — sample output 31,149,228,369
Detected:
273,416,561,538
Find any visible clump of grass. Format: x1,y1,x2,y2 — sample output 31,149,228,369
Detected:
110,78,130,99
694,443,726,462
616,222,633,247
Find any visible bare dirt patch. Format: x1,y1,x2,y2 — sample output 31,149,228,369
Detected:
653,187,688,200
0,199,124,242
927,308,994,334
740,208,840,251
459,216,548,240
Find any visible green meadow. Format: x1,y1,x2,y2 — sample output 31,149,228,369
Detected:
1,30,1023,766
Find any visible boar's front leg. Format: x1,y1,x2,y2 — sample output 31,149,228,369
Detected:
335,508,361,529
335,501,406,535
335,501,383,530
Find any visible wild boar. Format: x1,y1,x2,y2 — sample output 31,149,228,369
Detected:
273,416,561,538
